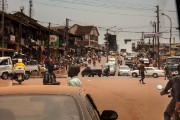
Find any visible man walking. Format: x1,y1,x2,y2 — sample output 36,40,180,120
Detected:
139,61,147,84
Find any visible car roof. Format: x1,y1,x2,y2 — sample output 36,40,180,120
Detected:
0,85,84,96
0,56,11,59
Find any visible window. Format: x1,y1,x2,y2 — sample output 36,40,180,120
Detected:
0,59,8,65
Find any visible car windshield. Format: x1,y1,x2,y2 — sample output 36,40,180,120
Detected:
0,95,81,120
120,66,130,70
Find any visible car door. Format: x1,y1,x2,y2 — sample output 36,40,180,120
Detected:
146,68,154,76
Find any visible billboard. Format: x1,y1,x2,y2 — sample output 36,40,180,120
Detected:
144,33,161,38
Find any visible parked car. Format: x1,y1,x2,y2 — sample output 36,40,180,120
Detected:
118,65,131,76
129,67,165,78
103,63,116,76
0,85,118,120
81,66,102,77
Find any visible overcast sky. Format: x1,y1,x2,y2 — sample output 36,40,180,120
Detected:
5,0,179,52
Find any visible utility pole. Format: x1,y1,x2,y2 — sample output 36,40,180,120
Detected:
47,22,51,58
106,29,109,62
29,0,33,18
65,18,70,55
1,0,5,56
156,5,160,69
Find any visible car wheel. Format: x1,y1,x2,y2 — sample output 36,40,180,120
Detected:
98,74,101,77
153,73,158,78
132,73,138,77
92,74,94,77
1,72,9,80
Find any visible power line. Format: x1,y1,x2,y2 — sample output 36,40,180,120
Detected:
51,0,154,11
32,1,155,18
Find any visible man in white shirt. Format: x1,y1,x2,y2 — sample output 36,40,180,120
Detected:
67,65,82,87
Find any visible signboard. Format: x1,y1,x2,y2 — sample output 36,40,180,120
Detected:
144,33,161,38
10,35,15,42
49,35,58,43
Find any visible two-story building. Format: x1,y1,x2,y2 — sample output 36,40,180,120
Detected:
0,11,64,62
68,24,100,56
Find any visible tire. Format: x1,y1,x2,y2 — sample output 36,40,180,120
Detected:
132,73,138,77
153,73,158,78
98,74,101,77
92,74,94,77
1,72,9,80
24,73,30,80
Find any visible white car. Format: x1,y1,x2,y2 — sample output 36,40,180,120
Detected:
129,67,165,78
118,65,131,76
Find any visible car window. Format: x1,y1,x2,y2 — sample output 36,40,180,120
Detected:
0,95,81,120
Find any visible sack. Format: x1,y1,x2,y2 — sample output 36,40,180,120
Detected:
43,72,54,84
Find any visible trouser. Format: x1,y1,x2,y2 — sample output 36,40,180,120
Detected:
164,98,176,120
140,72,145,82
48,72,56,82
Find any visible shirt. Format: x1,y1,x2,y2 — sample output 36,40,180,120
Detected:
68,76,82,87
14,62,26,69
139,64,146,73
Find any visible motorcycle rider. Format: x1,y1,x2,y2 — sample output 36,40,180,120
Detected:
12,58,26,80
160,74,180,120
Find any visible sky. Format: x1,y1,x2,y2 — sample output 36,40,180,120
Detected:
4,0,179,52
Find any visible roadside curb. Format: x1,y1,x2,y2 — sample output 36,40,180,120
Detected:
30,75,68,78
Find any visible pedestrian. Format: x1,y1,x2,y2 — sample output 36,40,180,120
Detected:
67,65,82,87
164,64,169,80
47,58,56,82
139,61,147,84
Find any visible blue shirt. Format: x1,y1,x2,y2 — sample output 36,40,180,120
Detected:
68,76,82,87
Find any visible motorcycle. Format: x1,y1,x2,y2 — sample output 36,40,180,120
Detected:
157,84,180,120
12,66,25,84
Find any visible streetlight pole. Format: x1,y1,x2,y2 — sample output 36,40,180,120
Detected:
106,26,116,62
162,13,172,56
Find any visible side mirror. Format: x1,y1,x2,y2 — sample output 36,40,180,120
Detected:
100,110,118,120
157,84,163,90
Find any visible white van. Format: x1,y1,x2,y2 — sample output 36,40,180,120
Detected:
0,57,13,79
